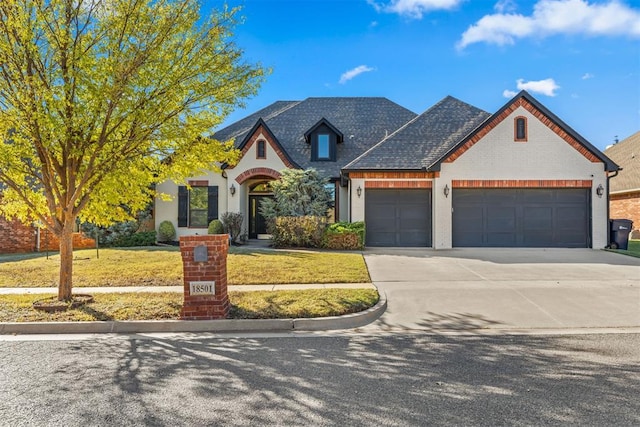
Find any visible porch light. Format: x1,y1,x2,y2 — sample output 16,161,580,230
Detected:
443,184,450,198
230,184,236,196
596,184,604,198
357,186,362,197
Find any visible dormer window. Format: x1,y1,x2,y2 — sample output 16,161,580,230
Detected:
514,116,527,142
317,134,330,160
305,118,343,162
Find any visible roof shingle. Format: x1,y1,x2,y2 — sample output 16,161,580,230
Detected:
605,131,640,193
344,96,490,170
213,97,417,178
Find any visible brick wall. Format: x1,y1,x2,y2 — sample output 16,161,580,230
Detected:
40,231,96,252
0,216,96,254
611,192,640,239
179,234,230,320
0,217,36,253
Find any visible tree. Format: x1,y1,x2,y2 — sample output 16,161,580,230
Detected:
0,0,266,300
260,169,332,219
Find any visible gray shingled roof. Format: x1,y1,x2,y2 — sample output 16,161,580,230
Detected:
345,96,490,170
213,97,418,178
605,130,640,193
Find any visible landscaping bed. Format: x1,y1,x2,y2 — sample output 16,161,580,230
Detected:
0,289,379,322
0,246,370,287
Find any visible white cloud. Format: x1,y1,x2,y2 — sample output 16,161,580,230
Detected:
503,78,560,97
339,65,375,84
368,0,463,19
458,0,640,49
494,0,518,13
582,72,594,80
517,78,560,96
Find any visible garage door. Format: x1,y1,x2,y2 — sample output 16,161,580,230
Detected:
452,189,590,247
365,189,431,247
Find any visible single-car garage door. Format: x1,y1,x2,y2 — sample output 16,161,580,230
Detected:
365,189,432,247
453,188,590,247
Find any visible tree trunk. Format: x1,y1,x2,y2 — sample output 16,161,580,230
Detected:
58,222,75,301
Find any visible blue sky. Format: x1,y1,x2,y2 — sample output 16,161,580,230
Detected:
213,0,640,151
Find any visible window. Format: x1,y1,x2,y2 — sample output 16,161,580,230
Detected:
515,116,527,141
178,185,218,227
189,187,208,227
256,140,266,159
317,134,330,160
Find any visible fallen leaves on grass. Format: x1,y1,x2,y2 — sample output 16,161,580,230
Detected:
0,289,379,322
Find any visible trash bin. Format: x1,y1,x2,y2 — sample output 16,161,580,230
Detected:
610,219,634,250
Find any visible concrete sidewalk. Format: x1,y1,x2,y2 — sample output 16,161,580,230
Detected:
0,283,375,295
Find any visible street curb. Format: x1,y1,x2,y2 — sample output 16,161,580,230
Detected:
0,292,387,335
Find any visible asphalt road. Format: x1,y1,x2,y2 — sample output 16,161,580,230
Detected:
1,332,639,426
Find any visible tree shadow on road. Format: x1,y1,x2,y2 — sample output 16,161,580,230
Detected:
6,330,638,426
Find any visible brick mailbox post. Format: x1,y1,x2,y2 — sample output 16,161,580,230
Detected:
179,235,230,320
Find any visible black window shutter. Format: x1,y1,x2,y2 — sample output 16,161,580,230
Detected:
178,186,188,227
207,186,219,224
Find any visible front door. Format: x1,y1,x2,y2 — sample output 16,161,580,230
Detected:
249,195,273,239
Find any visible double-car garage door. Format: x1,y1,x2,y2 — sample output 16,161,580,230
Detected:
452,188,590,248
364,187,590,248
365,189,432,247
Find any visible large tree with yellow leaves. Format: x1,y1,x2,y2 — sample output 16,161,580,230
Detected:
0,0,266,300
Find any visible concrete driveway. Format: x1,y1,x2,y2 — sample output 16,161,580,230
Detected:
361,248,640,333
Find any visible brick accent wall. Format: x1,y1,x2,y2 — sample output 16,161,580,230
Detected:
179,234,230,320
235,167,282,184
610,192,640,239
230,124,296,169
445,97,601,164
365,180,433,189
452,179,592,188
350,171,438,179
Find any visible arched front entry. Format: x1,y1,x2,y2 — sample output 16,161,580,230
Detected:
248,181,274,239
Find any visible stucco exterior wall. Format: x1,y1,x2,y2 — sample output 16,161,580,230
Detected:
435,106,608,249
155,131,292,240
154,170,227,239
225,131,291,231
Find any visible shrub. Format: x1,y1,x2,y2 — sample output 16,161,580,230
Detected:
270,216,326,248
110,231,157,247
323,221,365,250
158,220,176,242
82,220,138,247
260,169,332,220
208,219,224,234
220,212,243,244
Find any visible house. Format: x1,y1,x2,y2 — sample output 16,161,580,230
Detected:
0,185,96,254
0,213,95,254
155,91,618,248
605,131,640,239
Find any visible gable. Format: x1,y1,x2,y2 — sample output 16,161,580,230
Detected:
230,120,299,170
605,131,640,193
441,92,617,171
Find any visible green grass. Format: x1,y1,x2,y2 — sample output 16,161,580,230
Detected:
607,239,640,258
0,289,379,322
0,246,370,287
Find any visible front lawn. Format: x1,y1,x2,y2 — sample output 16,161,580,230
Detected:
608,239,640,258
0,246,370,287
0,289,379,322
